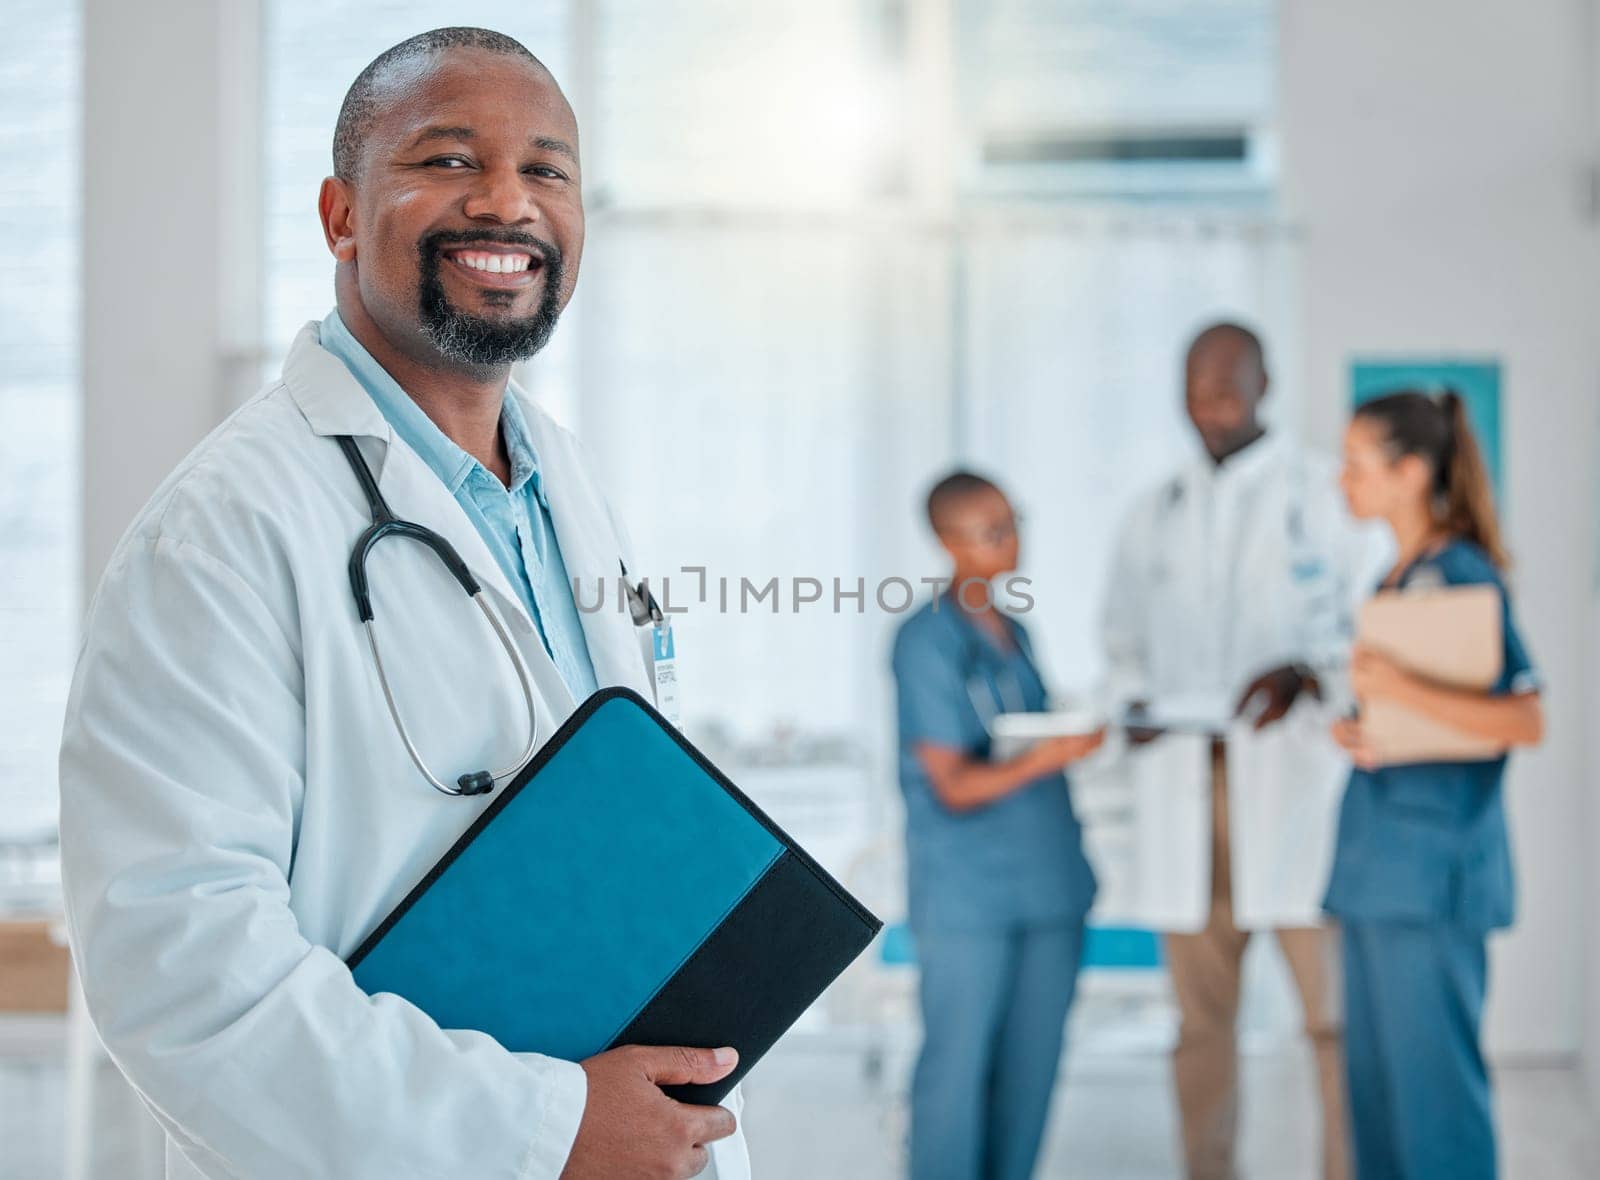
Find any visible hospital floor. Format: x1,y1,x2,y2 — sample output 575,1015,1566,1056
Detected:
5,1020,1597,1179
740,1038,1599,1179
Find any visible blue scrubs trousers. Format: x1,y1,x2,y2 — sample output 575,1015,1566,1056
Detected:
1342,922,1495,1179
910,921,1085,1180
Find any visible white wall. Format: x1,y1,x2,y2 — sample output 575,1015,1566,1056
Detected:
1279,0,1600,1069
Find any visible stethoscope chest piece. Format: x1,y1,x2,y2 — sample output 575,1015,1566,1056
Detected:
455,770,496,797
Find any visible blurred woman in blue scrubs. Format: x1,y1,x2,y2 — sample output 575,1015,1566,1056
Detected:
1325,392,1544,1179
892,471,1103,1180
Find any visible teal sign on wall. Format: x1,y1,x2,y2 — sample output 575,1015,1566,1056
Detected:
1349,359,1504,508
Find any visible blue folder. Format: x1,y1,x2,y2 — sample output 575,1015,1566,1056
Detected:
348,687,881,1104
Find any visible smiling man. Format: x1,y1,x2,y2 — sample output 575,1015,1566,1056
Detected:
60,28,744,1180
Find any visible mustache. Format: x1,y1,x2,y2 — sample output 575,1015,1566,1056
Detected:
418,228,561,269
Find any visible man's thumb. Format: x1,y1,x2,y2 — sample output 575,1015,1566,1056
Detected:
635,1045,739,1086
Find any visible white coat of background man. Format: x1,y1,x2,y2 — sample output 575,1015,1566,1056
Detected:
59,28,744,1180
1101,322,1369,1180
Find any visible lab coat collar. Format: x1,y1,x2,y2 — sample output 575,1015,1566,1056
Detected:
284,319,547,507
1197,429,1287,490
318,310,549,506
282,321,394,443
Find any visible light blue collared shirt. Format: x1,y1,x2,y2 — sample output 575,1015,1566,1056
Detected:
320,310,599,702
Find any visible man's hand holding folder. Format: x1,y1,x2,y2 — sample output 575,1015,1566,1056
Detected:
563,1045,740,1179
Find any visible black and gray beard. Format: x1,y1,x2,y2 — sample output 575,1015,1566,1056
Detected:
416,230,565,367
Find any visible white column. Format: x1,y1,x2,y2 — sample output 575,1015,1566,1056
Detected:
80,0,262,589
74,3,262,1173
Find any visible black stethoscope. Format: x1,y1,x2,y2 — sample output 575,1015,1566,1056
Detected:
961,626,1034,735
337,435,536,797
336,434,661,799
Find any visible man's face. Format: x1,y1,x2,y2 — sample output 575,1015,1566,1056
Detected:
1184,341,1266,462
327,49,584,369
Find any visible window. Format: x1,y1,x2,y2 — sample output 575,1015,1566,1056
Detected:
591,0,897,210
958,0,1277,200
573,1,1296,946
0,0,81,843
576,0,1291,734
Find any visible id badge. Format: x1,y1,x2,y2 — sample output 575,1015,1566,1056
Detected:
644,621,680,726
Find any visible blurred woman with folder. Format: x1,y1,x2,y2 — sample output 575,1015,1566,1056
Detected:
1326,390,1543,1180
891,471,1103,1180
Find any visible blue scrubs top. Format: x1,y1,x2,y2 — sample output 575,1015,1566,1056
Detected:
891,597,1097,932
1323,539,1539,931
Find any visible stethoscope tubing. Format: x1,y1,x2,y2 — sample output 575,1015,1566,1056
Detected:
336,434,541,797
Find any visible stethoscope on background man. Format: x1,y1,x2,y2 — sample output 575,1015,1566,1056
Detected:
335,434,663,798
962,627,1034,737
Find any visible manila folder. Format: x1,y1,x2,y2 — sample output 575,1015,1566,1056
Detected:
1356,584,1503,763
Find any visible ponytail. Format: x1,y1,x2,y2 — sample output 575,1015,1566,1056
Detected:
1354,388,1510,569
1436,391,1508,569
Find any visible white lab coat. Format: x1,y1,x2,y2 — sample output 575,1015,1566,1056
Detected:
1101,434,1380,933
58,323,748,1180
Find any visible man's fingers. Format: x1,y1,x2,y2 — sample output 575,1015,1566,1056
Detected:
633,1044,739,1086
1253,702,1286,731
1233,676,1266,716
681,1102,738,1146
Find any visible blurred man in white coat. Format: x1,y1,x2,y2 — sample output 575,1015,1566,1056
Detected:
1102,323,1373,1180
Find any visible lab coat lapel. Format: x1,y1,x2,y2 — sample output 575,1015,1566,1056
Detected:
517,397,654,699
